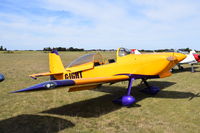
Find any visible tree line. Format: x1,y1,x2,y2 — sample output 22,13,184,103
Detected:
43,47,84,51
0,46,198,53
140,48,194,53
0,46,7,51
42,47,199,52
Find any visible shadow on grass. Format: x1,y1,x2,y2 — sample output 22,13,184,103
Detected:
132,81,200,101
42,94,123,118
42,81,199,118
0,114,74,133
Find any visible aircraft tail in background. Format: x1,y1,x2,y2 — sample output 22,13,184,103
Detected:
131,49,141,54
189,50,196,54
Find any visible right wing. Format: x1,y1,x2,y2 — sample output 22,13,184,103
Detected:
11,75,129,93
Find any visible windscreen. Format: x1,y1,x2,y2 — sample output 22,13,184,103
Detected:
67,53,96,68
118,48,131,57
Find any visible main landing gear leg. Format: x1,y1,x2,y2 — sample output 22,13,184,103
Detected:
140,78,160,95
178,64,184,70
113,78,136,106
191,64,195,73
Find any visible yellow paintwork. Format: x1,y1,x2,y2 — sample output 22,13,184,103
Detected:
74,75,128,85
68,85,99,92
79,53,182,78
30,48,186,91
49,53,65,73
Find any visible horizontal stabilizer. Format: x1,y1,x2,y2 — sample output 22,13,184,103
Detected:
29,72,63,79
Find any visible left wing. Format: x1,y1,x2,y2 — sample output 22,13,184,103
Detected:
11,75,129,93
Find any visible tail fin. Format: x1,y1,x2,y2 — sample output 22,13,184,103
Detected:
49,49,65,73
131,49,141,54
29,50,66,80
189,50,196,54
49,49,66,80
134,49,141,54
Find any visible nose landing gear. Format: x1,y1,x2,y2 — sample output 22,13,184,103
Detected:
113,78,136,106
113,77,160,106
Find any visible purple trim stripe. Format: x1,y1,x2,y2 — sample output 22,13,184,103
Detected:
116,74,159,79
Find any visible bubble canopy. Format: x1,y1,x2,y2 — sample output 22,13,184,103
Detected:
67,53,104,68
118,48,131,57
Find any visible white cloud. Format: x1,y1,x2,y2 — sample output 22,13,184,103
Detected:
0,0,200,50
133,0,199,21
44,0,127,21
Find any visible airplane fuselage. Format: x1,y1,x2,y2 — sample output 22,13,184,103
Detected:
63,53,185,80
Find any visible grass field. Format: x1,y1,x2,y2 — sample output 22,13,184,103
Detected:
0,51,200,133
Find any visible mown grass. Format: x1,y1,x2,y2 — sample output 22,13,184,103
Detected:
0,51,200,133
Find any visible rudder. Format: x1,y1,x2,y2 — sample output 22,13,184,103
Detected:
49,49,66,79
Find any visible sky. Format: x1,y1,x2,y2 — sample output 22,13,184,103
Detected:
0,0,200,50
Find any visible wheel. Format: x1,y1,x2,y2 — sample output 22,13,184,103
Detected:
113,95,136,106
121,95,136,106
0,74,5,82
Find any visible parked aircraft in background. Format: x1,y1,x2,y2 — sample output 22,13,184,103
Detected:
130,49,141,54
12,48,186,106
177,50,200,72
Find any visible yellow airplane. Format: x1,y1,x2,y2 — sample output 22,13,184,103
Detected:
12,48,186,106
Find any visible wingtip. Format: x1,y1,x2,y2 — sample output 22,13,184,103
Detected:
11,82,48,93
10,87,38,93
11,80,75,93
10,90,21,93
30,76,37,80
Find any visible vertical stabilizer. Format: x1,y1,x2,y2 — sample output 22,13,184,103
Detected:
49,49,65,74
131,49,141,54
189,50,196,54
